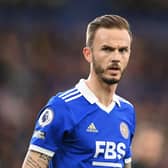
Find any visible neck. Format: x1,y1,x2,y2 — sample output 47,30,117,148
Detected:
85,76,118,106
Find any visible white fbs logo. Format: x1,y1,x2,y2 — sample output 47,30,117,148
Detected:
94,141,126,160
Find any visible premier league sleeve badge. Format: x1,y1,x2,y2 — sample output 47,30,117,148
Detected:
38,108,54,127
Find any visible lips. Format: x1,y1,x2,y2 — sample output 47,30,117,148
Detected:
109,67,120,70
106,63,121,76
108,64,121,71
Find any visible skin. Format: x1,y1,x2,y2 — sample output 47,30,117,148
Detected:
22,150,51,168
22,27,132,168
125,163,132,168
22,150,132,168
83,28,131,106
83,27,132,167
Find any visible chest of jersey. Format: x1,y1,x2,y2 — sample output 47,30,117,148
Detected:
62,105,131,163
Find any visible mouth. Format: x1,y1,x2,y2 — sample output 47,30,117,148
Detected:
109,67,121,71
108,65,121,71
106,65,121,76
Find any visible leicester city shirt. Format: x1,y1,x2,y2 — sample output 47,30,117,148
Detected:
29,79,136,168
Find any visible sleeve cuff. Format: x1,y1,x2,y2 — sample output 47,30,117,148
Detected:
29,144,55,157
124,157,132,164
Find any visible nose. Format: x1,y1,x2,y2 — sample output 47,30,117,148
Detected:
111,50,121,62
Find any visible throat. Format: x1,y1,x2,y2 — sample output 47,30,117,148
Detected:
97,96,113,107
85,78,116,106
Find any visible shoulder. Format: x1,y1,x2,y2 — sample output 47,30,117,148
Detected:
43,87,88,118
57,87,82,103
45,87,82,107
115,94,134,109
36,89,79,129
37,87,95,128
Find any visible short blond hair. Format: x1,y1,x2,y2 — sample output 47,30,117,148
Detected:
86,14,132,47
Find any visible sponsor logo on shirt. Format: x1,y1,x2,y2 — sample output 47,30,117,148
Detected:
33,130,46,139
86,122,98,133
93,140,126,167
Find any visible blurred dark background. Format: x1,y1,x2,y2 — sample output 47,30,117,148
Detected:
0,0,168,167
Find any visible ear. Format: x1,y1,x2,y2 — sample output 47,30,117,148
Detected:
83,47,92,63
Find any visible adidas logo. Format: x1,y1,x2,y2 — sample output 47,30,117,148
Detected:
86,122,98,133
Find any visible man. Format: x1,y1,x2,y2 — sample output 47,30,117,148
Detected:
22,14,136,168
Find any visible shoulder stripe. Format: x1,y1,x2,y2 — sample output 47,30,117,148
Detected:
61,90,80,100
65,93,82,102
58,88,77,98
115,95,133,107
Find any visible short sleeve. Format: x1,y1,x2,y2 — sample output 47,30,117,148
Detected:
29,97,72,157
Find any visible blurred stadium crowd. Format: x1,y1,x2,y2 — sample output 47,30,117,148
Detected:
0,1,168,168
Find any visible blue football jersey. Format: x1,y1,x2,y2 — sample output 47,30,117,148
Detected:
29,79,136,168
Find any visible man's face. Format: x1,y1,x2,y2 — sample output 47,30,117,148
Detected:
91,28,131,85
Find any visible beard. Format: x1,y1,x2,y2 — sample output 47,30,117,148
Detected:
101,76,120,85
92,56,123,85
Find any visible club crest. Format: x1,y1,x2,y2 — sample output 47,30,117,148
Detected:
38,108,54,127
120,122,129,139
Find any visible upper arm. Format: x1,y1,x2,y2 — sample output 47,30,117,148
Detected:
125,162,132,168
22,150,51,168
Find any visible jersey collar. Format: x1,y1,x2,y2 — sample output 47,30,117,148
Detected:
75,79,121,107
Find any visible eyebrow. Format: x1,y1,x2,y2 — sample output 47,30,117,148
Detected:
101,45,129,50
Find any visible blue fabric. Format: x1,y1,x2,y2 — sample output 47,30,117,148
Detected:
30,85,136,168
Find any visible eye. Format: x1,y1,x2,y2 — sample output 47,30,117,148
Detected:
101,46,114,52
119,47,128,53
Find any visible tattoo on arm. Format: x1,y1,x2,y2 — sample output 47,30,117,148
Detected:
26,156,42,168
22,150,51,168
38,153,51,165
